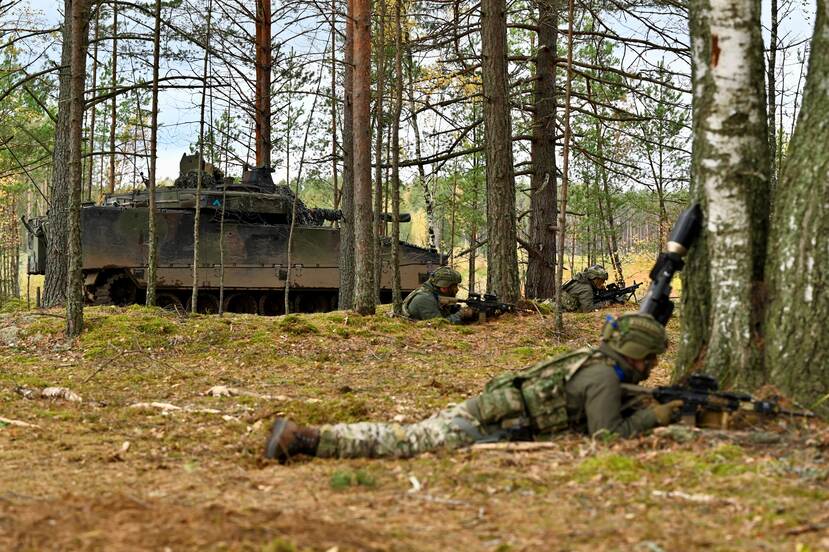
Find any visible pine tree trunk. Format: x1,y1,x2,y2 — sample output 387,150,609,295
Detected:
191,2,212,313
66,0,89,337
352,0,375,314
85,5,100,202
677,0,770,386
391,0,403,314
44,0,80,308
373,3,386,301
339,0,356,310
145,0,162,306
765,0,829,416
525,0,558,300
767,0,778,197
481,0,519,302
108,3,117,194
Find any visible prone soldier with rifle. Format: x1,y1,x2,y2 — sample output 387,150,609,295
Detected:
594,281,643,305
264,204,813,462
439,292,516,322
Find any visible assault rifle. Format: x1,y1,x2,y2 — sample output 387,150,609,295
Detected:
439,292,515,320
595,281,642,304
622,374,815,428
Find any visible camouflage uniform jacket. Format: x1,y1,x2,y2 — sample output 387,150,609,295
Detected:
474,345,657,438
561,273,604,312
401,282,463,323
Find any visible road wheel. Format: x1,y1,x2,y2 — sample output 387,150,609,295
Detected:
156,292,185,313
187,292,220,314
94,273,137,306
258,293,284,316
224,293,259,314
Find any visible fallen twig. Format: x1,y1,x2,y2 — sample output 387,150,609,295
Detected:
0,416,39,428
472,442,562,452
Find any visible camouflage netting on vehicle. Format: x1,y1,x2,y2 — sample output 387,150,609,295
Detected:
173,170,227,190
271,185,342,226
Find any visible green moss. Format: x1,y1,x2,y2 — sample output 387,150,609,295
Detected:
286,396,372,425
81,309,180,359
0,298,29,313
330,468,377,490
260,538,300,552
277,315,318,335
576,454,644,483
21,316,64,337
510,346,536,361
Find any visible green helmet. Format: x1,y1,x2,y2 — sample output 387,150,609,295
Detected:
430,266,462,288
584,265,609,281
601,313,667,360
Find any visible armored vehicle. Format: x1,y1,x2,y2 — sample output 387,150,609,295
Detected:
25,155,441,314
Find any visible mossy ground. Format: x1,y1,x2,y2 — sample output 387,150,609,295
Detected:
0,304,827,551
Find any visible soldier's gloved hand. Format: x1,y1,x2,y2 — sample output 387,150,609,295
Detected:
650,400,684,426
459,306,479,321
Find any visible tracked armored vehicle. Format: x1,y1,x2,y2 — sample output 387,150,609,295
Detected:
25,155,441,314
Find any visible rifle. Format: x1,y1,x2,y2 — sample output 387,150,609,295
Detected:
639,203,703,325
622,374,815,428
439,292,515,320
595,281,642,304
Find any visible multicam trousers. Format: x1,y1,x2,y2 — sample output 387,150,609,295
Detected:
316,400,486,459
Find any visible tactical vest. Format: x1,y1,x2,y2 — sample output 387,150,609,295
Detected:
560,277,586,312
401,283,435,318
476,348,594,434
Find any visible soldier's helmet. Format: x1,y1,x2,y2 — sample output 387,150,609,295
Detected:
430,266,462,288
584,264,609,281
601,312,667,359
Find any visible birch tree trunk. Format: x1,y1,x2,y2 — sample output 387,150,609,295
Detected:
352,0,375,314
765,0,829,416
677,0,770,386
525,0,558,300
481,0,519,302
67,0,89,337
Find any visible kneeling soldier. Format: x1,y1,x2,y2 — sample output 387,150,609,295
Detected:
264,312,682,462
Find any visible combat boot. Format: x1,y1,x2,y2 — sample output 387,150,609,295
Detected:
264,417,320,463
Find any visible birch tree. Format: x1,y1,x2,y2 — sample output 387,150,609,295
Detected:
677,0,770,386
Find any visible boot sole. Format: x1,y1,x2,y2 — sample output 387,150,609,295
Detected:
264,418,289,461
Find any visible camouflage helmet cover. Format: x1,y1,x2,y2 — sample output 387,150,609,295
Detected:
584,264,609,281
430,266,462,288
601,312,667,360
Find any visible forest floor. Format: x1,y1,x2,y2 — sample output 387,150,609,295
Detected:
0,304,827,551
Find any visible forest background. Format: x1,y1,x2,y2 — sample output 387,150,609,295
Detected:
0,0,811,301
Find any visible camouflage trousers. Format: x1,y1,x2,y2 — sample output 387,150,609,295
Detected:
316,400,487,459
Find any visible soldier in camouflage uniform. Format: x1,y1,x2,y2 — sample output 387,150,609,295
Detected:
264,312,683,462
561,264,610,312
401,266,478,323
